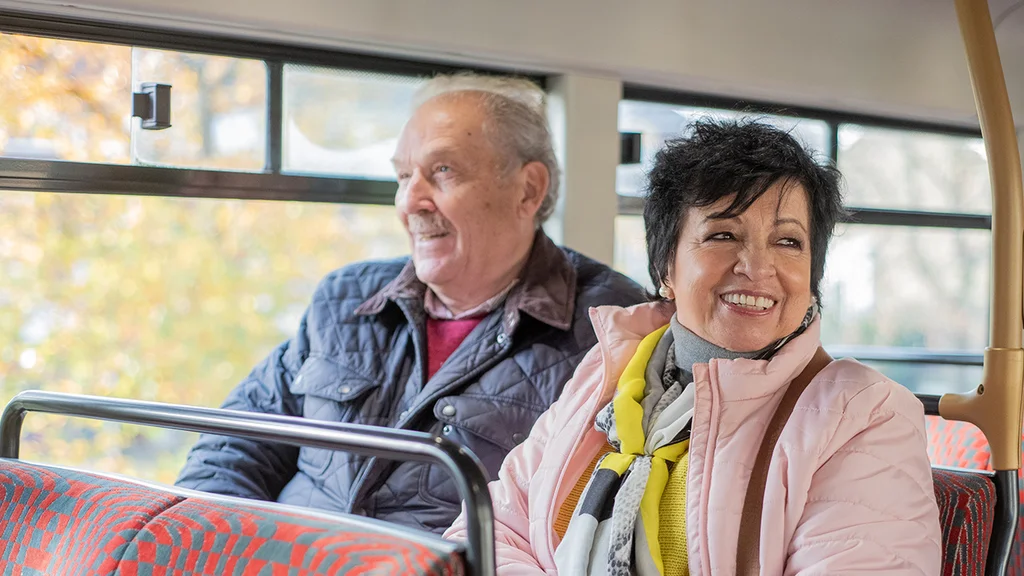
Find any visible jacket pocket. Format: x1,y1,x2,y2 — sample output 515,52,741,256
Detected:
290,355,379,477
418,394,545,505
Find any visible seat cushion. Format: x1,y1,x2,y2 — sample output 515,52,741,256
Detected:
0,458,181,576
118,497,466,575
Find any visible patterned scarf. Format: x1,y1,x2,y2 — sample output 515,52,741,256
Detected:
553,307,815,576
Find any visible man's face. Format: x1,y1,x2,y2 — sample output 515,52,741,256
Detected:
392,93,545,300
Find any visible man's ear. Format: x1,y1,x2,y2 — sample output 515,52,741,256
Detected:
517,161,549,219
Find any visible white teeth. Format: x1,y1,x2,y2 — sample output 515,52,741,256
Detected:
723,293,776,311
418,232,447,240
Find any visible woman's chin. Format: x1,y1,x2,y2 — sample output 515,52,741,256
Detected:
715,333,775,354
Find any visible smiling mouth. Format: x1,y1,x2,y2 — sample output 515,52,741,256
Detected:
721,292,776,312
415,231,450,241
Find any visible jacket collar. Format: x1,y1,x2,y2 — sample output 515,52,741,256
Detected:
354,230,577,332
588,301,822,401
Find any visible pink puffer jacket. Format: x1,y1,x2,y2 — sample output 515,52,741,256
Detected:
445,302,941,574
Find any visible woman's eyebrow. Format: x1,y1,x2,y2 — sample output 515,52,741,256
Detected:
776,217,808,233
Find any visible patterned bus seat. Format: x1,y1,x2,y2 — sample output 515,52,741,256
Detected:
927,415,1021,575
0,458,465,575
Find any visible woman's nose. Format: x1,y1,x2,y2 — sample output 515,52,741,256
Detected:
734,245,776,281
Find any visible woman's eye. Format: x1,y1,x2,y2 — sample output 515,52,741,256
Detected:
708,232,734,241
779,237,803,248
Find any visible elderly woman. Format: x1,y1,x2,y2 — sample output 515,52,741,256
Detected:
445,120,941,574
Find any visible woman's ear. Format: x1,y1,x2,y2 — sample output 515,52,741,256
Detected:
659,272,675,300
658,284,675,300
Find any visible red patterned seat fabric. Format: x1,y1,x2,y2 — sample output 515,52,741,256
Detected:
927,415,1024,575
926,417,993,472
0,458,181,575
0,459,465,575
932,467,996,576
120,498,465,575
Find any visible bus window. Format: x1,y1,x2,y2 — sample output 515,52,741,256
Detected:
839,124,990,214
0,31,424,483
131,48,267,171
0,33,131,164
0,191,408,483
283,65,423,179
615,100,831,198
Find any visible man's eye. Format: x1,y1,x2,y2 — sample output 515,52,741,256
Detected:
396,172,411,181
436,165,450,174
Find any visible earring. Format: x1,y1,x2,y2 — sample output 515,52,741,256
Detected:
658,285,674,300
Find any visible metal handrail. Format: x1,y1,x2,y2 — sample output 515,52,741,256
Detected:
943,2,1024,574
0,390,496,576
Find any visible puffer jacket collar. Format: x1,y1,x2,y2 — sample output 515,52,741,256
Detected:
354,230,577,333
586,301,821,405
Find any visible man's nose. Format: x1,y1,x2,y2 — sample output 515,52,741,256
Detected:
397,171,435,213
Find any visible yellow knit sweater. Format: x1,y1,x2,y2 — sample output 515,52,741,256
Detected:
555,445,689,575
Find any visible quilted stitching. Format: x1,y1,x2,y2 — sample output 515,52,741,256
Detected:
179,245,646,533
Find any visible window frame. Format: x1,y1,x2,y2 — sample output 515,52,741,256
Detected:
0,11,993,372
619,84,990,371
0,9,547,206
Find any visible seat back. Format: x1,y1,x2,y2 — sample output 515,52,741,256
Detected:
0,390,494,576
0,458,465,575
927,415,1022,575
0,458,179,574
933,466,998,575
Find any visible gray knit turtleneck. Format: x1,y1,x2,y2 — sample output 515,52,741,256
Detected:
669,315,758,385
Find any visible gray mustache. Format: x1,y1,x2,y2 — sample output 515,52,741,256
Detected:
407,213,451,235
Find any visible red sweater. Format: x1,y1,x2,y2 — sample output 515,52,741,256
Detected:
425,316,485,379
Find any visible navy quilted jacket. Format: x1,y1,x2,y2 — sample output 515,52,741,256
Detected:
175,232,645,533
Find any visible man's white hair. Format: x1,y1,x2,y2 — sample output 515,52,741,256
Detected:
412,73,561,224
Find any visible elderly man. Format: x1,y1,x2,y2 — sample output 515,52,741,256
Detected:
175,73,645,533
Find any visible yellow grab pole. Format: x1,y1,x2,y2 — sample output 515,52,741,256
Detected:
940,0,1024,471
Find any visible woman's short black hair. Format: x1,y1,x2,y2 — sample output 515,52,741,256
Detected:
644,118,845,303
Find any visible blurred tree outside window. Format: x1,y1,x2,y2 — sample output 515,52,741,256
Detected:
0,32,413,483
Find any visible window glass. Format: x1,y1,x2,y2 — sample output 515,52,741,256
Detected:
819,224,989,352
857,362,980,395
613,214,653,291
131,48,267,170
0,33,131,163
0,190,408,483
838,124,990,213
283,65,423,179
617,100,831,197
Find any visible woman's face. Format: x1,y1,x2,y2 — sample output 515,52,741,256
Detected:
667,181,813,352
